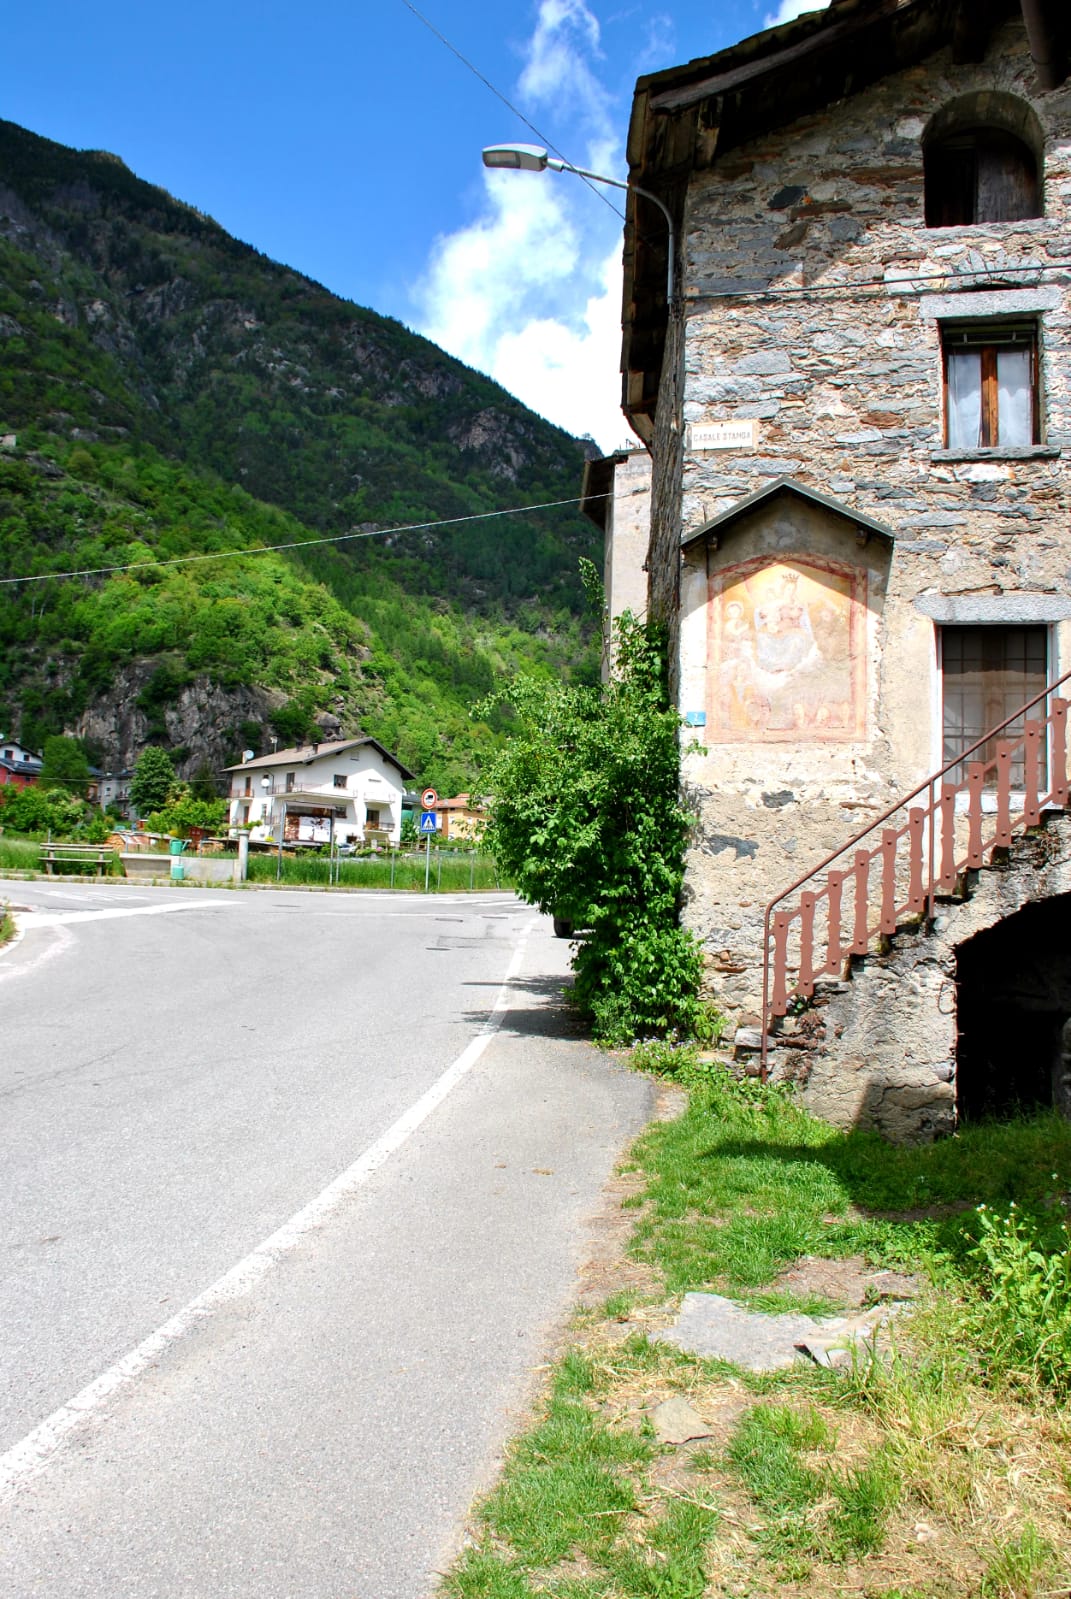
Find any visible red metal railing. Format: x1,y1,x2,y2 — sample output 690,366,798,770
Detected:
760,669,1071,1076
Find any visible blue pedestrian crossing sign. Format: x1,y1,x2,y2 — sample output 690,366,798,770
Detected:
419,810,439,834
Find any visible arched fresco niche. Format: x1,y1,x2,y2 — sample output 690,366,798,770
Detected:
707,553,868,742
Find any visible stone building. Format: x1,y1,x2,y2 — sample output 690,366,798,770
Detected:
611,0,1071,1138
580,447,651,675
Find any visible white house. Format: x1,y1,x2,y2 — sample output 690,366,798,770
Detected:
225,738,415,848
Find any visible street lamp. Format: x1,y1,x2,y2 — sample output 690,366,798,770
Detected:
481,143,677,310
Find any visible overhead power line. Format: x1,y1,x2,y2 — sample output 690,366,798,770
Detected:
696,256,1071,302
394,0,625,223
0,492,609,589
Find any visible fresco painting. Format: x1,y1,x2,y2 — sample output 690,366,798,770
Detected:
709,557,866,741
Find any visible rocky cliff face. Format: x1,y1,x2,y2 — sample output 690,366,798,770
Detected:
72,665,282,777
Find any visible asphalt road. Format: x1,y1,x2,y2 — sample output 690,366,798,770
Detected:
0,879,653,1598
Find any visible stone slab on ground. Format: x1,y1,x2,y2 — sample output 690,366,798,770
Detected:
653,1292,900,1372
649,1396,715,1445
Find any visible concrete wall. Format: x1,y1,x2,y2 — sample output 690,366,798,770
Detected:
121,853,239,883
655,17,1071,1064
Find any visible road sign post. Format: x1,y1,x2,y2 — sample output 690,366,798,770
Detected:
419,808,438,891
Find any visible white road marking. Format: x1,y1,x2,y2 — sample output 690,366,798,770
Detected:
0,921,72,982
0,917,534,1498
17,900,230,928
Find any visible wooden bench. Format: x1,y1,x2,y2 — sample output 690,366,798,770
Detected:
39,844,115,877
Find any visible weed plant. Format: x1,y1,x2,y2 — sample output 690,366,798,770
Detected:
967,1203,1071,1395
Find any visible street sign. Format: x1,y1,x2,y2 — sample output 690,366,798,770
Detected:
419,811,439,834
421,787,438,808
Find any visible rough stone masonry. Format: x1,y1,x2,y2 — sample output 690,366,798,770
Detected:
630,7,1071,1137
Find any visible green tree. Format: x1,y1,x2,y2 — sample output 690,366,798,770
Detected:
481,601,707,1046
129,746,176,818
38,735,91,793
146,788,228,837
189,760,221,802
0,782,89,837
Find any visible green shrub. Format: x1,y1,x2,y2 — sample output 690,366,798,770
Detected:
146,790,228,837
482,587,708,1046
0,783,92,837
968,1203,1071,1395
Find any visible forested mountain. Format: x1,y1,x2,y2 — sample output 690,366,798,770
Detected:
0,118,602,791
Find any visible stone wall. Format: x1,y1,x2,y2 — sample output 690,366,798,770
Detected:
660,16,1071,1056
768,813,1071,1143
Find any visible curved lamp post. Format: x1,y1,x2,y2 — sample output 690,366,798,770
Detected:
481,143,677,310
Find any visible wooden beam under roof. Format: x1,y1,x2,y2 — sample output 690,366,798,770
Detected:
951,0,1002,63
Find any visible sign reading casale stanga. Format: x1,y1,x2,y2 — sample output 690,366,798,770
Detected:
688,419,759,451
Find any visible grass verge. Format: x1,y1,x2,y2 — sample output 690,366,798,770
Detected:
245,850,504,891
0,835,44,872
442,1062,1071,1597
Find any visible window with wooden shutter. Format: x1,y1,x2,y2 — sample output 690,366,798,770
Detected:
925,128,1040,226
942,625,1047,788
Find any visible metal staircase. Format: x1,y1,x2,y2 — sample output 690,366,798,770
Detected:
760,669,1071,1078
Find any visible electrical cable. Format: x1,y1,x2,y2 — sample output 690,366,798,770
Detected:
0,490,611,589
393,0,625,223
693,256,1069,303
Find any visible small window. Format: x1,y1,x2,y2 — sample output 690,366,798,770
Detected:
285,771,295,792
333,774,347,790
925,128,1039,226
942,625,1047,788
942,323,1038,450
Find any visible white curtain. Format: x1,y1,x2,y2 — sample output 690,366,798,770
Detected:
997,348,1032,446
947,350,982,448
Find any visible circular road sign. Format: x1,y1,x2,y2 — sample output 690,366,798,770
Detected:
421,787,438,809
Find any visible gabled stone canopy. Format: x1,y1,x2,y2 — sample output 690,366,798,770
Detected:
680,478,896,555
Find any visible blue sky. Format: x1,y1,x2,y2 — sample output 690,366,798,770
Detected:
2,0,826,449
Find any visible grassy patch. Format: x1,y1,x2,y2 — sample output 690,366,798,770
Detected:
443,1068,1071,1598
0,834,44,872
626,1068,1071,1298
244,850,503,891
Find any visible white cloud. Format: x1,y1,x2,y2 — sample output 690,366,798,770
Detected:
409,0,633,452
491,246,628,449
764,0,832,25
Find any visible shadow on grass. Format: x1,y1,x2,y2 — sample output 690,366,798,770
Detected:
628,1083,1071,1295
709,1109,1071,1226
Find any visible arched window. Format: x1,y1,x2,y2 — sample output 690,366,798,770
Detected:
923,95,1043,227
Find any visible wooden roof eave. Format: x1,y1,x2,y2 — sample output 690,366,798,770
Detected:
620,0,1029,436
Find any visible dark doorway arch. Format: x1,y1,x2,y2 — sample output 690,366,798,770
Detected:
956,893,1071,1121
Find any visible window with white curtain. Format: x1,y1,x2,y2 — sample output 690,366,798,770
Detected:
942,322,1038,449
942,625,1047,788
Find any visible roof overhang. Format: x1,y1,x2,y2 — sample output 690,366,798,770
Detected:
620,0,1064,437
680,477,896,554
225,737,415,781
579,452,628,530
